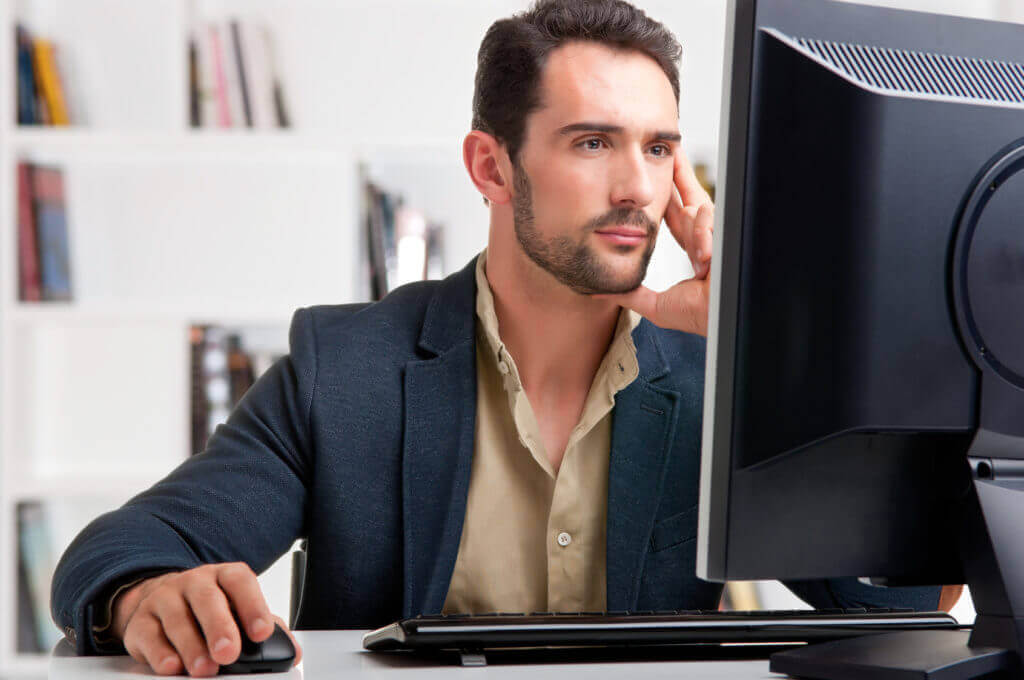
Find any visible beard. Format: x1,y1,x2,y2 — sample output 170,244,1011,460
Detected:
511,157,657,295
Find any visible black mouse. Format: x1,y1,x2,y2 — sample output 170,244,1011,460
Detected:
218,615,296,674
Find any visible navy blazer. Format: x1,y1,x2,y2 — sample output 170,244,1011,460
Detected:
51,256,940,654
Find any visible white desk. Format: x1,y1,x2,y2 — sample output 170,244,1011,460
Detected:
45,630,788,679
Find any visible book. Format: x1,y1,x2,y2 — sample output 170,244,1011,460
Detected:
16,544,41,653
194,25,218,127
16,25,39,125
18,502,63,652
365,183,389,300
31,39,70,125
189,36,200,127
30,165,73,301
240,21,275,128
17,163,42,302
208,24,232,127
220,20,246,128
262,27,290,128
190,325,211,455
227,333,256,403
229,20,253,127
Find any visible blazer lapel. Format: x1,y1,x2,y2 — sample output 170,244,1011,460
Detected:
606,321,681,611
402,258,479,617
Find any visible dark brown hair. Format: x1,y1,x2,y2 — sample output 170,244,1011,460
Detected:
472,0,682,182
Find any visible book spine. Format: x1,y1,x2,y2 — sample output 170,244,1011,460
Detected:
31,39,70,125
365,183,388,300
16,25,38,125
262,28,290,128
208,24,232,127
241,21,273,129
229,20,253,127
195,25,217,127
16,163,42,302
227,334,255,404
31,166,72,301
190,325,210,455
17,503,63,651
220,20,244,128
188,36,200,127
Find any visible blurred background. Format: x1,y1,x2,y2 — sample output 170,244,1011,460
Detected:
2,0,1021,674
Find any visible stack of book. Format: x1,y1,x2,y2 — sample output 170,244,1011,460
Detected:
190,326,284,456
17,162,72,302
189,19,290,129
365,181,445,301
15,24,72,126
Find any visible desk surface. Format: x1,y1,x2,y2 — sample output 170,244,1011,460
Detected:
45,630,788,679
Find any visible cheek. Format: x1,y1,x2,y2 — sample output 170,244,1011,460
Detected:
532,159,604,217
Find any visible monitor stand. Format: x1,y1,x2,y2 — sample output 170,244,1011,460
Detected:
770,430,1024,679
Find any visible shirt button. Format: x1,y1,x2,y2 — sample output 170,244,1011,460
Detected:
557,532,572,547
497,361,510,375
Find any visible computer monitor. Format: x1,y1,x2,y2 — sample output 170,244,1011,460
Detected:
697,0,1024,676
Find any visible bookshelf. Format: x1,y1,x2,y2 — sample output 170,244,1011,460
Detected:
0,0,502,673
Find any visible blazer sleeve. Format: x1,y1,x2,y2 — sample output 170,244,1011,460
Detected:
50,306,319,655
783,578,942,611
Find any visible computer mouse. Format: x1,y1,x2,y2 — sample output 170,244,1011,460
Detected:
218,617,296,674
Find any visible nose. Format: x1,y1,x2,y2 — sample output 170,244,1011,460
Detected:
610,146,656,209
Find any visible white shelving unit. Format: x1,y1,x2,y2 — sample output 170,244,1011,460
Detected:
0,0,502,673
1,0,878,674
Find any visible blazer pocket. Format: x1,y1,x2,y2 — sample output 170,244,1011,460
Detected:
650,505,698,552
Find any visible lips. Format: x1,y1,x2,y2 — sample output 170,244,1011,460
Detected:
594,227,649,237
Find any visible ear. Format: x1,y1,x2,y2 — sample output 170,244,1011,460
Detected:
463,130,512,205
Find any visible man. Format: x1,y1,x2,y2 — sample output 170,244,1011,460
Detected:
51,0,955,676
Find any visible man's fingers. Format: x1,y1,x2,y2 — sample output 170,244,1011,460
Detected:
674,147,713,207
602,285,660,322
153,596,219,677
607,279,710,336
664,149,714,267
183,580,240,666
216,562,273,642
270,614,304,667
124,612,184,677
692,203,714,279
663,183,694,253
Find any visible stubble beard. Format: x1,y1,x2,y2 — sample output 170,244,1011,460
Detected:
511,157,657,295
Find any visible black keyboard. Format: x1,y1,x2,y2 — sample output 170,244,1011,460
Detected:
363,608,961,664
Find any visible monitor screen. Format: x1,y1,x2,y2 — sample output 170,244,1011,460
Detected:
698,0,1024,587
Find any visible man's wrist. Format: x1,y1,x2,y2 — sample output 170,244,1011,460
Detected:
110,578,154,640
107,571,177,641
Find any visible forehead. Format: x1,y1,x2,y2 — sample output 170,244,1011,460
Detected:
533,40,678,134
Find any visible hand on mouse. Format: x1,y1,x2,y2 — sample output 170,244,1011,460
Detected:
110,562,303,677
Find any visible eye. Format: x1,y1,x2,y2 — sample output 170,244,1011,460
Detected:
577,138,607,151
649,144,672,157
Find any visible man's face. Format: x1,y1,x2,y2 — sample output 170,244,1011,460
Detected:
510,40,680,295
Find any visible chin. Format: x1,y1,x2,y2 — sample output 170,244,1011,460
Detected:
588,265,648,295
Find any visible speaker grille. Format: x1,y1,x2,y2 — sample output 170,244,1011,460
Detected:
794,36,1024,105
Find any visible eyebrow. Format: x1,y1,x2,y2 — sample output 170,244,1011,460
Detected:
556,122,682,143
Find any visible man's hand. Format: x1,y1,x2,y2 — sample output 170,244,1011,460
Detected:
111,563,303,677
600,148,715,336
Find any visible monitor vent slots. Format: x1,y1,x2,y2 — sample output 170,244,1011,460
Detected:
792,35,1024,104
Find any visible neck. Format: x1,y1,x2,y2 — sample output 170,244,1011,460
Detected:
484,222,623,395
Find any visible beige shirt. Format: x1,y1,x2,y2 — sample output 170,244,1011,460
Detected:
442,250,641,614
